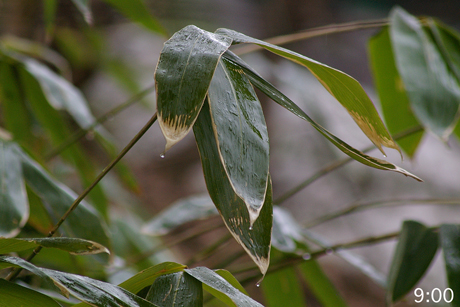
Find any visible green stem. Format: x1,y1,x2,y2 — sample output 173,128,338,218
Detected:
6,112,158,281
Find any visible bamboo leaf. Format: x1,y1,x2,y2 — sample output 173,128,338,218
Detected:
389,7,460,139
145,272,203,307
261,267,306,307
386,220,439,305
0,279,63,307
185,267,264,307
208,58,269,226
216,28,399,156
0,141,29,237
368,27,424,157
70,0,92,24
0,237,109,255
440,224,460,307
193,100,272,275
213,270,248,296
223,51,422,181
156,25,232,152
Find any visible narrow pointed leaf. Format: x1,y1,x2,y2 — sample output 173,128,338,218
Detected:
261,267,306,307
0,256,158,307
368,27,424,157
193,100,272,275
208,58,269,226
0,279,63,307
217,28,399,155
185,267,264,307
440,224,460,307
156,25,232,152
214,270,248,296
390,7,460,139
70,0,92,24
223,52,421,181
386,220,439,305
0,237,109,255
146,271,202,307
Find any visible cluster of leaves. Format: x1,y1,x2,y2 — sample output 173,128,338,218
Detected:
1,2,460,306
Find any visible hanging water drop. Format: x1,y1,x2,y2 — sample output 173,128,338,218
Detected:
256,282,261,288
325,248,333,255
302,253,311,260
160,153,165,159
249,226,253,231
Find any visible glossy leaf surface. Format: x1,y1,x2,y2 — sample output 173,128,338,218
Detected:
208,58,269,226
440,224,460,307
185,267,263,307
146,272,202,307
368,27,423,157
386,220,439,304
0,279,62,307
222,52,421,181
156,25,232,152
193,100,272,275
217,29,399,156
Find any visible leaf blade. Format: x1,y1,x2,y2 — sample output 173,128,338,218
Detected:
440,224,460,307
0,279,63,307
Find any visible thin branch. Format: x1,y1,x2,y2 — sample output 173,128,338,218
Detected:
6,113,158,281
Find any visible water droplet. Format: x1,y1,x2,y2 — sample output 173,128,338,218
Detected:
249,226,253,231
325,248,333,255
160,153,165,159
256,282,260,287
302,253,311,260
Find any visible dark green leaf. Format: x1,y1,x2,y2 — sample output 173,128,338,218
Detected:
217,28,400,156
156,25,232,152
208,58,269,226
146,271,202,307
0,141,29,237
0,279,62,307
389,7,460,138
440,224,460,307
386,220,439,304
193,100,272,275
223,51,422,181
185,267,264,307
261,267,306,307
368,27,423,157
142,194,216,236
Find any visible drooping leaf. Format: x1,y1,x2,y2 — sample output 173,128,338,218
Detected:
440,224,460,307
386,220,439,305
222,51,422,181
185,267,264,307
142,194,216,236
0,256,158,307
0,237,109,255
0,279,62,307
208,57,269,226
156,25,232,152
0,141,29,237
193,100,272,275
368,27,424,157
389,7,460,139
261,267,306,307
216,28,400,156
70,0,93,24
146,271,203,307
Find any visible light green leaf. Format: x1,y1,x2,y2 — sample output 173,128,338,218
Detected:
0,279,63,307
223,51,422,181
142,194,216,236
0,141,29,237
368,27,424,157
185,267,264,307
156,25,232,152
70,0,92,24
0,256,158,307
262,267,306,307
193,100,272,275
146,271,203,307
0,237,109,255
217,28,399,156
208,57,269,226
440,224,460,307
386,220,439,305
390,7,460,139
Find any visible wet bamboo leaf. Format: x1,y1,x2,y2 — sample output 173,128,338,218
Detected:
0,141,29,237
387,220,439,305
368,27,423,157
0,279,62,307
142,194,216,236
194,100,272,275
217,28,399,156
185,267,264,307
146,271,202,307
390,7,460,139
223,51,422,181
156,25,232,152
262,267,306,307
440,224,460,307
214,270,248,296
208,57,269,226
0,237,109,255
0,256,158,307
